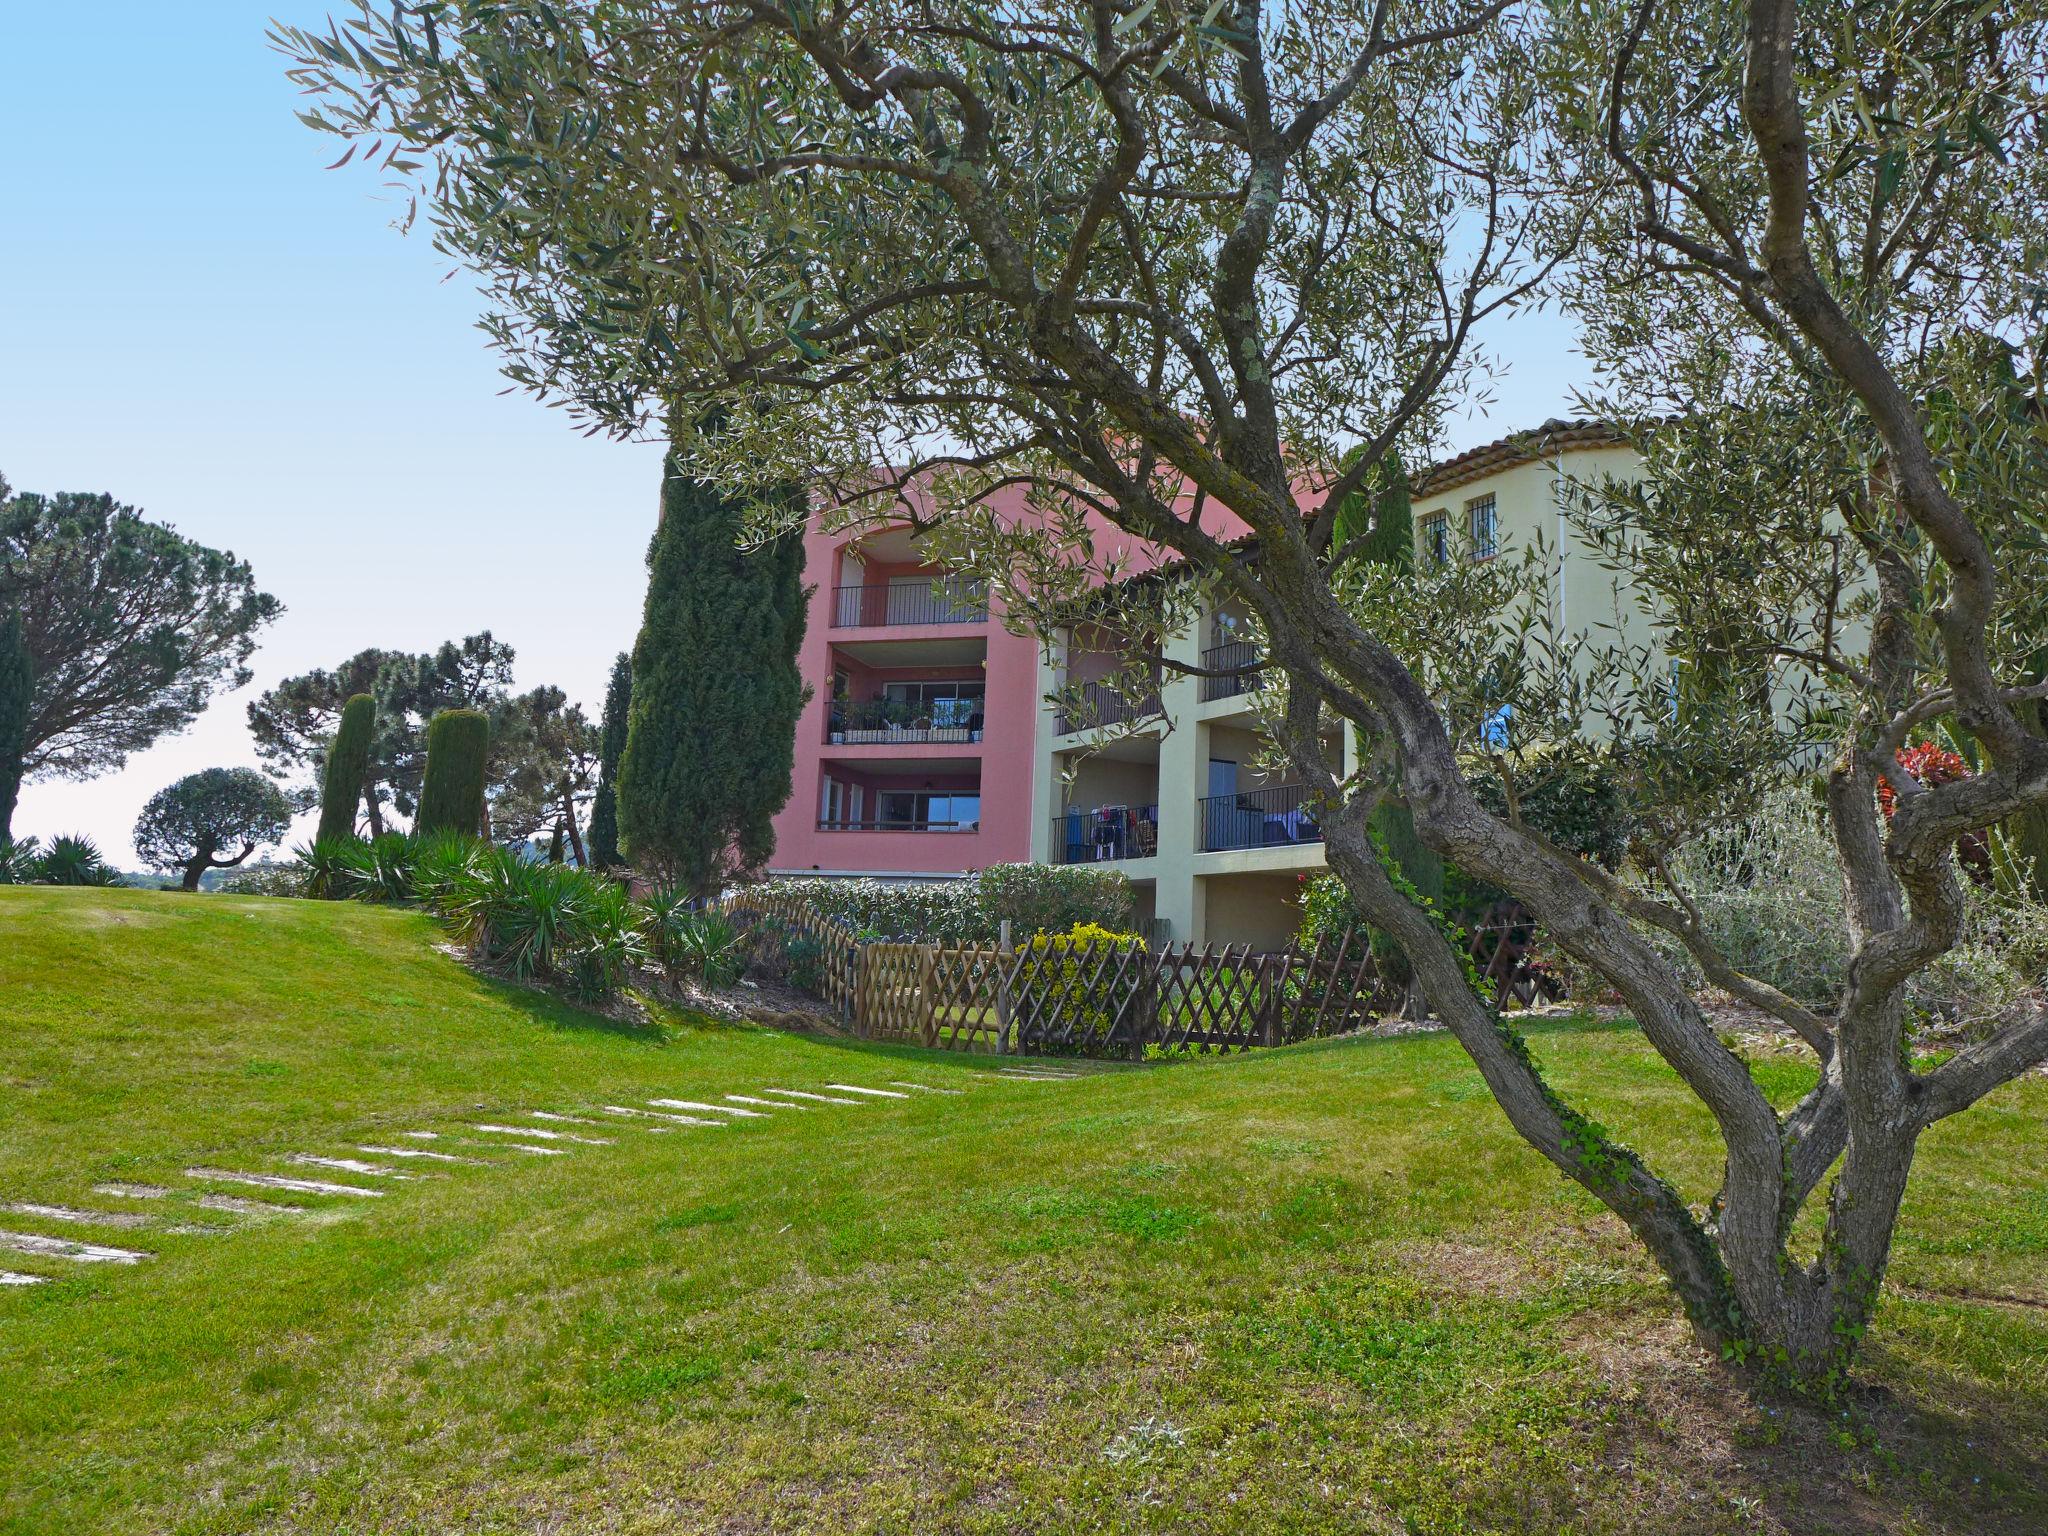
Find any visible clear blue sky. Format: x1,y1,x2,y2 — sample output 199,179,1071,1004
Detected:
1,2,1588,866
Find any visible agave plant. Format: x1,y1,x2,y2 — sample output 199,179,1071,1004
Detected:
0,837,43,884
41,834,118,887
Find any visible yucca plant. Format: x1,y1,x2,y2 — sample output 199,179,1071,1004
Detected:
647,895,745,988
346,832,417,904
0,836,42,884
297,837,363,900
408,829,480,909
430,842,514,952
641,885,697,970
41,834,117,887
564,877,647,1001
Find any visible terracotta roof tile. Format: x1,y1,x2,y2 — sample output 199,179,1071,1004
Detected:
1410,418,1630,497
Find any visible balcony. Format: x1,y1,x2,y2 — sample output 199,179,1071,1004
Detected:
1051,804,1159,864
1198,783,1323,853
1055,677,1163,736
818,816,978,833
831,577,988,628
1199,639,1261,703
827,697,985,746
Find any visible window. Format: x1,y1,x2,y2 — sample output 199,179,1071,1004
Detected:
1421,512,1450,566
1466,494,1498,561
877,791,981,830
882,679,985,727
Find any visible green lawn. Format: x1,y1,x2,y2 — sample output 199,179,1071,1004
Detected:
2,886,2043,1534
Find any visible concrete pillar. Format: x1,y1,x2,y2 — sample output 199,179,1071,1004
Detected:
1028,630,1068,865
1150,620,1205,944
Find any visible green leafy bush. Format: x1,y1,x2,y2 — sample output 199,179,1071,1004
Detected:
213,862,310,898
1649,785,2048,1032
754,864,1132,944
1017,921,1146,1054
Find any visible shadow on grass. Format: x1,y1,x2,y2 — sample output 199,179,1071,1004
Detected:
715,1007,1646,1081
463,969,675,1045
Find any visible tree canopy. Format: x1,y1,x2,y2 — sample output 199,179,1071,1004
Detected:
133,767,293,893
1,474,279,782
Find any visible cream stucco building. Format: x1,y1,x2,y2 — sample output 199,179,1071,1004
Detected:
1027,420,1646,948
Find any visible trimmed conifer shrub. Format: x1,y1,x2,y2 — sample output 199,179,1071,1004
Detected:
588,652,631,869
0,608,30,841
617,448,807,892
315,692,376,845
415,708,490,837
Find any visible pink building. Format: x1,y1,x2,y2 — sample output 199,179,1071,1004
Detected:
769,487,1250,881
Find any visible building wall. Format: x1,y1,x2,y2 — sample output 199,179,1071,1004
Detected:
1031,430,1649,946
771,428,1657,932
772,484,1252,881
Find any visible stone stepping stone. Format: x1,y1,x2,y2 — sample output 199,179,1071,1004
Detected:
471,1123,610,1146
601,1105,725,1128
357,1143,486,1165
94,1182,170,1200
759,1088,867,1107
889,1081,964,1095
726,1094,802,1111
1,1270,47,1286
435,1127,567,1154
0,1229,149,1265
287,1154,422,1180
825,1084,911,1100
194,1193,307,1218
528,1111,608,1128
649,1098,766,1119
4,1201,151,1230
186,1167,384,1198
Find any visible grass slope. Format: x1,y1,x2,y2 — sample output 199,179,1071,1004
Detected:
1,886,2043,1535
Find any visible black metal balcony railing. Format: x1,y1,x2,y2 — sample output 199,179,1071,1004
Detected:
817,817,978,833
831,578,988,628
1199,640,1261,703
1055,678,1163,736
1051,805,1160,864
1198,783,1324,853
826,698,985,745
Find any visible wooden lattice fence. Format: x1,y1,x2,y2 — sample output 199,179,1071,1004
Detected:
714,893,1562,1059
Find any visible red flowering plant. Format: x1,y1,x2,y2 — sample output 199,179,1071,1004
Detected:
1877,744,1993,884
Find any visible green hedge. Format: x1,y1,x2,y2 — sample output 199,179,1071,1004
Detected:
415,708,490,837
315,693,376,845
749,863,1134,943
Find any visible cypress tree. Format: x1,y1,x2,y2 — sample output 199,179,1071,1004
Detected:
315,693,376,844
415,708,490,837
617,446,808,893
587,652,631,869
0,609,30,841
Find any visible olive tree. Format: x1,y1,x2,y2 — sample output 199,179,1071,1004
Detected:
133,767,294,892
279,0,2048,1391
